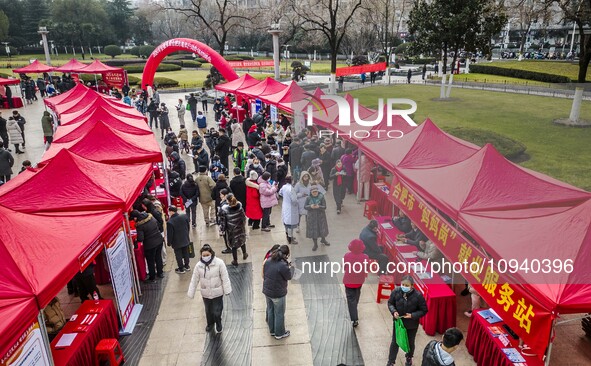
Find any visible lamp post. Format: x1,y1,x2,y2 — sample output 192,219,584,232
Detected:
268,23,282,80
38,27,52,65
283,44,290,78
2,42,10,64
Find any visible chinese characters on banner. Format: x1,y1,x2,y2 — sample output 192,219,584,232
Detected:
335,62,387,77
389,177,553,361
1,321,51,366
102,71,126,89
227,60,275,68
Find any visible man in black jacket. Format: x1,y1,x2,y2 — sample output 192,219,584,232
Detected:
167,206,191,273
215,128,231,171
165,169,182,197
397,223,428,249
147,99,159,129
187,93,198,122
170,151,186,180
288,138,303,181
230,167,247,208
131,210,164,282
359,220,390,273
213,98,224,122
421,327,463,366
0,113,9,150
180,174,200,227
300,144,317,172
392,212,412,233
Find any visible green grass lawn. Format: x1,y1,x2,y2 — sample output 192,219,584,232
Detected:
349,84,591,190
431,73,549,87
128,69,273,88
487,60,589,81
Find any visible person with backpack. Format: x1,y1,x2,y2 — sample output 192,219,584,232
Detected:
421,328,464,366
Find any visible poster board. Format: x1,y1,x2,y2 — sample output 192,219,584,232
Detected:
105,229,135,329
0,321,51,366
270,105,278,123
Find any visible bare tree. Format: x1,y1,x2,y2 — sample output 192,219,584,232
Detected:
291,0,365,93
162,0,257,55
506,0,550,54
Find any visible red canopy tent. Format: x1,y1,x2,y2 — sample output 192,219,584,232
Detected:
12,60,54,74
76,59,123,74
0,150,153,212
0,77,20,86
44,82,89,110
0,298,39,362
53,89,138,118
59,98,145,125
395,144,591,220
215,74,260,93
53,108,150,143
40,121,162,165
52,58,89,73
236,77,287,99
257,81,310,113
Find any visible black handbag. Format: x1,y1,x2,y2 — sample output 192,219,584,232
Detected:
188,242,195,258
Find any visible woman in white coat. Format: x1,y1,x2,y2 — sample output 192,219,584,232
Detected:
6,117,24,154
231,120,247,149
187,244,232,334
279,176,299,244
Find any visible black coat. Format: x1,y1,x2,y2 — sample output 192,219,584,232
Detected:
387,287,428,330
135,212,164,250
173,159,186,180
166,213,190,249
219,202,246,248
421,341,456,366
276,164,288,188
215,134,231,160
247,131,261,147
359,226,383,259
0,149,14,176
300,150,316,171
289,143,303,168
180,180,200,204
393,216,412,234
229,175,247,208
194,149,209,169
265,160,277,181
168,171,182,197
263,257,293,298
212,180,231,207
405,228,428,247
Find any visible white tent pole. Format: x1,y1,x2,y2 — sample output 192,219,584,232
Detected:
123,214,142,299
37,311,55,366
544,316,558,366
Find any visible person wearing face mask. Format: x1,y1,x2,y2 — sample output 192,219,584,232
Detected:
187,244,232,334
387,275,428,366
246,157,264,178
421,327,464,366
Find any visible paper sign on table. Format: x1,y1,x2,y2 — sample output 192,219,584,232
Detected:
402,252,417,259
502,348,526,363
381,222,393,229
55,333,77,348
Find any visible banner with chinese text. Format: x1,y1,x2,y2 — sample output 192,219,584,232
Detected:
389,176,553,360
102,71,126,89
227,60,275,68
336,62,387,77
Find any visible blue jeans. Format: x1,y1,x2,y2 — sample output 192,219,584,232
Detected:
265,295,286,336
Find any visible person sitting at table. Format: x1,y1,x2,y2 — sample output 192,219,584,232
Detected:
44,297,66,341
397,223,428,249
463,284,483,318
421,327,464,366
416,240,443,262
392,211,412,233
359,220,389,274
387,275,428,366
74,262,102,302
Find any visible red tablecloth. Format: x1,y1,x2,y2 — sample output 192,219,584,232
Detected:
230,106,246,123
466,309,544,366
51,300,119,366
94,241,146,284
135,241,147,281
370,183,394,217
376,215,457,336
1,97,24,108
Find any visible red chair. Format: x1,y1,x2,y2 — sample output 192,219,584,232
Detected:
363,200,378,219
95,338,124,366
376,274,395,303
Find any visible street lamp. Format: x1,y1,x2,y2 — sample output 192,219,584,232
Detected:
37,27,52,65
268,23,282,80
2,42,10,64
282,44,290,78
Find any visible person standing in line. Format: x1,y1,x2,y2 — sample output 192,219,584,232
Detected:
262,245,294,340
329,159,347,214
213,98,224,122
167,206,192,274
187,93,198,122
0,145,14,183
258,172,278,232
153,87,160,105
0,112,9,149
201,87,209,112
245,170,263,230
180,174,200,228
230,167,247,208
387,275,428,366
304,185,330,251
130,209,164,282
196,111,207,136
176,98,186,125
343,239,369,327
195,165,217,226
278,176,299,244
12,111,25,148
188,244,232,334
6,117,24,154
215,128,232,172
147,98,159,129
159,103,170,140
218,194,248,266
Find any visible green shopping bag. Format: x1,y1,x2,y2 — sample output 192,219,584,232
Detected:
395,318,410,353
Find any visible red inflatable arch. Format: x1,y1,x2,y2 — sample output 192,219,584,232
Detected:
141,38,239,89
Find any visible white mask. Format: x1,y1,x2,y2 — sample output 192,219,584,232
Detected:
201,255,212,262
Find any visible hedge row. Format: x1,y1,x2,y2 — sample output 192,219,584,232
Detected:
105,59,202,68
224,55,255,61
153,77,179,87
469,64,571,83
122,63,182,73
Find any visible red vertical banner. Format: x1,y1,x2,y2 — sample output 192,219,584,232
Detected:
389,176,553,361
102,71,125,89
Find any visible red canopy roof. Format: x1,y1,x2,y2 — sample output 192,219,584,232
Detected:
52,58,89,73
44,82,89,110
77,59,123,74
236,77,287,99
0,77,20,86
215,74,260,93
12,60,54,73
54,107,150,143
0,150,153,212
40,121,162,164
53,89,138,118
396,144,591,220
257,81,309,113
53,88,103,116
59,97,144,125
360,118,479,169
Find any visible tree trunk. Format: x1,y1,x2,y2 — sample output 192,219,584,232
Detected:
569,87,584,122
568,27,591,124
440,73,447,99
329,48,338,94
